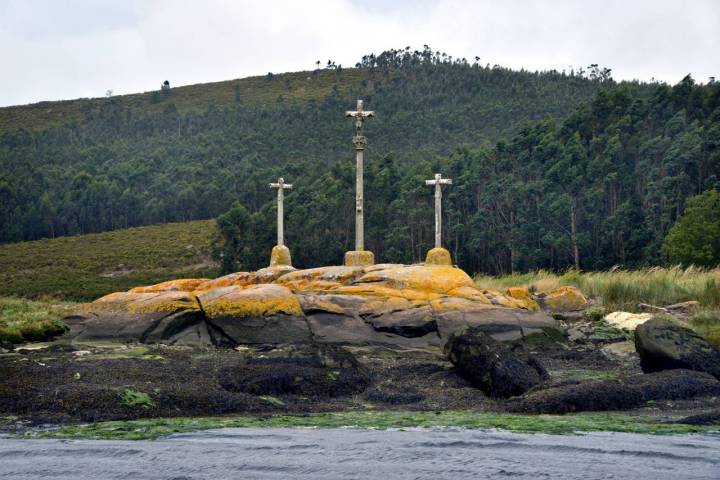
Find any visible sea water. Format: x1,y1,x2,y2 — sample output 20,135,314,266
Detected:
1,428,719,479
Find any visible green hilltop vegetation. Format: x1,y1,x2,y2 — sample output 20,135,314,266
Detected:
1,47,719,277
0,220,216,301
1,47,612,243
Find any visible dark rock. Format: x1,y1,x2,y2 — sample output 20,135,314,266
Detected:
0,340,15,351
218,344,370,397
635,318,720,379
434,302,559,342
207,313,312,345
509,369,720,414
366,306,438,338
676,409,720,426
443,326,547,398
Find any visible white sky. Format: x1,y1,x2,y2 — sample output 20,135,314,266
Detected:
1,0,719,107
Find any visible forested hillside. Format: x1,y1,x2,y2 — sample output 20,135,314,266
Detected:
0,47,612,243
217,75,720,274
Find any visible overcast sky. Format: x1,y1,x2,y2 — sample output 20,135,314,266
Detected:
1,0,719,107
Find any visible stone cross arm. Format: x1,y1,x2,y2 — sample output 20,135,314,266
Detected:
425,173,452,186
345,99,375,119
269,178,293,190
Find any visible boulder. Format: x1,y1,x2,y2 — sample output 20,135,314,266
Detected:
509,369,720,414
443,326,547,398
603,311,653,330
537,286,588,312
433,297,558,341
66,291,207,345
634,318,720,379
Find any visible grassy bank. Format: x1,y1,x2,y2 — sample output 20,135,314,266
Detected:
475,266,720,344
18,411,718,440
0,220,218,301
0,297,74,344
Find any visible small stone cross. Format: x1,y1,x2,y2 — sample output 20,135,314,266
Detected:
425,173,452,248
269,177,292,246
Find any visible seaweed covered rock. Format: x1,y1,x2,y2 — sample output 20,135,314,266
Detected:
443,326,547,398
218,344,370,397
635,318,720,379
509,369,720,414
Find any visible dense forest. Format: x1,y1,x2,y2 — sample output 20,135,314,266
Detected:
0,47,611,244
216,70,720,273
2,48,718,274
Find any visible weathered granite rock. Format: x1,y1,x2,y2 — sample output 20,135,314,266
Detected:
536,286,588,312
443,326,547,398
635,318,720,379
198,285,310,345
66,291,206,345
65,263,559,347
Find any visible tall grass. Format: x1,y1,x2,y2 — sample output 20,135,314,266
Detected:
0,297,75,344
476,266,720,312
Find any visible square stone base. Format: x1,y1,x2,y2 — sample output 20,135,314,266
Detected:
344,250,375,267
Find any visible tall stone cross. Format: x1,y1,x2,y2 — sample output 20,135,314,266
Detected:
425,173,452,248
269,177,292,246
345,99,374,251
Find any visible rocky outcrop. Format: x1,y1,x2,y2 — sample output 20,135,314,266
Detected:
536,286,588,312
634,318,720,379
65,263,559,348
509,369,720,414
443,326,547,398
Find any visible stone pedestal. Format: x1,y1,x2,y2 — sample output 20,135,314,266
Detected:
270,245,292,267
344,250,375,267
425,247,452,266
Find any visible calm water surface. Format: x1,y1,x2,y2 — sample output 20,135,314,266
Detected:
1,428,719,479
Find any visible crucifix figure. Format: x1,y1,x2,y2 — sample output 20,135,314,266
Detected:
425,173,452,248
269,177,293,246
345,99,374,252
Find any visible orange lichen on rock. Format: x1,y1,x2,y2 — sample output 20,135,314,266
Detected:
356,265,476,295
425,247,452,266
541,286,588,312
274,266,363,290
507,287,530,300
129,278,209,294
88,291,200,314
343,250,375,267
198,284,302,319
